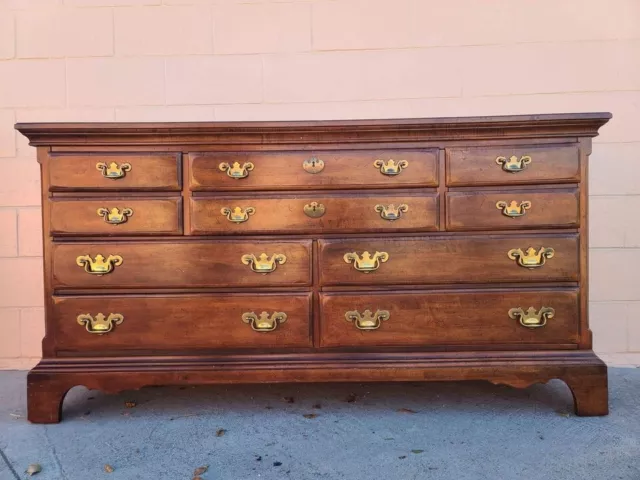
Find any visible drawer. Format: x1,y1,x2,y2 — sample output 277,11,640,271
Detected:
319,290,579,347
52,293,312,353
50,198,182,236
318,235,579,286
446,145,580,186
190,193,438,235
48,153,181,191
189,149,438,191
52,240,312,289
446,189,579,231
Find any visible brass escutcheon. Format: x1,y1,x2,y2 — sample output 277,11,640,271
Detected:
496,200,531,217
343,251,389,272
374,203,408,221
96,207,133,225
76,254,123,275
241,253,287,274
96,162,131,179
303,202,326,218
242,311,287,332
508,306,555,329
219,161,254,179
77,313,124,334
345,309,390,330
302,157,325,174
496,155,532,173
373,159,408,176
508,247,555,269
221,206,256,224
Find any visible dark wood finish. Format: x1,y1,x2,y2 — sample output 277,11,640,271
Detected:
49,197,182,235
190,193,438,235
318,235,579,285
446,190,579,231
189,150,438,191
446,144,580,186
16,113,611,422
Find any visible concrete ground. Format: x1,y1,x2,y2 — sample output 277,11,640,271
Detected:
0,369,639,480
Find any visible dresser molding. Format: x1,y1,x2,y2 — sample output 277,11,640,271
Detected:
17,113,611,423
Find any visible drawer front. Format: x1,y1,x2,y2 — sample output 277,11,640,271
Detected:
320,290,579,347
318,235,579,286
52,241,312,288
446,145,580,186
50,198,182,236
446,190,579,231
49,154,181,191
52,293,312,352
190,193,438,235
189,150,438,191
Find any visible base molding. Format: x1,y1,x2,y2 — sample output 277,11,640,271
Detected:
27,350,608,423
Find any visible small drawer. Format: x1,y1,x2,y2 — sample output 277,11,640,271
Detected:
190,193,438,235
319,290,579,347
52,293,312,353
446,145,580,186
52,240,312,289
48,153,181,191
318,235,579,286
446,189,579,231
189,149,438,191
49,198,182,236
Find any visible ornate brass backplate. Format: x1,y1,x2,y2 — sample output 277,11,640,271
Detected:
241,253,287,274
508,306,554,328
303,202,326,218
96,162,131,179
374,203,408,221
345,309,390,330
96,207,133,225
242,311,287,332
302,157,325,174
495,155,532,173
507,247,555,268
77,313,124,334
373,159,408,176
343,251,389,272
496,200,531,217
219,161,254,179
76,254,123,275
221,206,256,224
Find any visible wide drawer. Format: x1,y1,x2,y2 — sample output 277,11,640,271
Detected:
190,193,438,235
52,240,312,289
50,198,182,236
52,293,312,352
319,290,579,347
48,153,181,191
446,189,579,231
318,235,579,286
189,149,438,191
446,144,580,186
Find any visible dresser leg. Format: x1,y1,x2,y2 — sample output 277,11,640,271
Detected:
563,369,609,417
27,374,70,424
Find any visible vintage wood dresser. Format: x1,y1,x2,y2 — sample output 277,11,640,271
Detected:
16,113,611,423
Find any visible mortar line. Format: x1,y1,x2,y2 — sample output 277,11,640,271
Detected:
0,446,21,480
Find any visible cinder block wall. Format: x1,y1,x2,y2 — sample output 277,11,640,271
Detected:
0,0,639,368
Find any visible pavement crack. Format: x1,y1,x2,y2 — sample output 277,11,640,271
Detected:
43,426,69,480
0,445,21,480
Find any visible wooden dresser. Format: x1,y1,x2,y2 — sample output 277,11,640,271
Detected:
16,113,611,423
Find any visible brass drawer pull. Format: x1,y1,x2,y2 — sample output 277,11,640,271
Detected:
219,161,254,179
241,253,286,274
76,254,123,275
77,313,124,334
303,202,326,218
97,207,133,225
374,159,408,176
508,247,554,268
302,157,325,173
496,155,532,172
242,311,287,332
345,309,390,330
96,161,131,179
496,200,531,217
221,206,256,224
343,251,389,272
375,203,408,221
508,307,554,328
